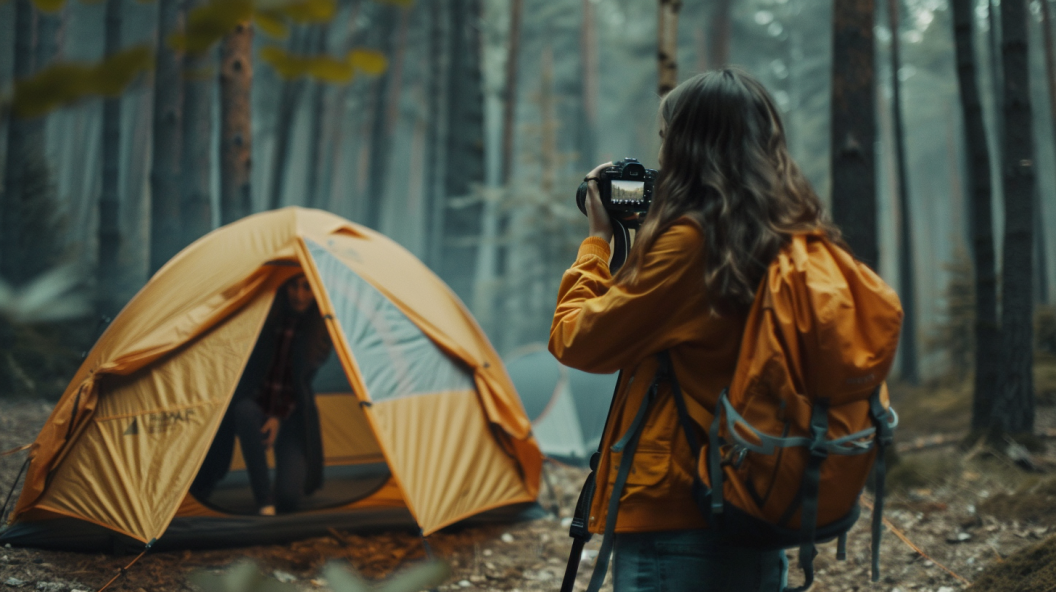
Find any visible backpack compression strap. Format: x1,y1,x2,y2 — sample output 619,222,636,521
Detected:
868,389,894,582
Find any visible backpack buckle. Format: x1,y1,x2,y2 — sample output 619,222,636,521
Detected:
722,445,748,469
809,441,829,460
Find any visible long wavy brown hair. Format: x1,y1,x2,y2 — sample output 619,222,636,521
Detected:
612,69,842,316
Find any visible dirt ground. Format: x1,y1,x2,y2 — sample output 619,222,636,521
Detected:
3,380,1056,592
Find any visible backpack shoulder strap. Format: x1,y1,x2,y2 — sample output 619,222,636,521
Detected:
659,351,721,516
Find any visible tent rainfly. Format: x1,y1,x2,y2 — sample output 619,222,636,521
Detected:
0,208,542,552
505,347,616,464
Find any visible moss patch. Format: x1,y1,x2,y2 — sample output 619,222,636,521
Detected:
969,534,1056,591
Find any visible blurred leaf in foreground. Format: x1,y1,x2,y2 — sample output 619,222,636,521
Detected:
31,0,65,12
190,559,450,592
258,0,336,22
11,45,154,118
169,0,254,54
173,0,338,51
259,46,387,82
188,560,294,592
348,49,387,76
376,560,452,592
0,266,91,324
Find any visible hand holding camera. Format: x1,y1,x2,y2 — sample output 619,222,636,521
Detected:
575,158,658,271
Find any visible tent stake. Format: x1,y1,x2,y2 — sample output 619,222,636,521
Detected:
96,539,154,592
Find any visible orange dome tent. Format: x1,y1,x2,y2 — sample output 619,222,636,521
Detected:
1,208,542,551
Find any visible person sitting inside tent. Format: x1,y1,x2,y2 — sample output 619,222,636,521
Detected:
191,273,332,515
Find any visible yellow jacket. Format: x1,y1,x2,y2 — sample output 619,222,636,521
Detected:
549,219,744,533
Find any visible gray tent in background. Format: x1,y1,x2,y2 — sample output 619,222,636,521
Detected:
505,347,617,464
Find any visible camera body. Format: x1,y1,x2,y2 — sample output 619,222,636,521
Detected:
576,158,657,229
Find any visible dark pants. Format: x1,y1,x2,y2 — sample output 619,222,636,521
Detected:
612,529,787,592
191,398,309,513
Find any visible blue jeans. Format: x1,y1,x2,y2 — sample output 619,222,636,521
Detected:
612,529,788,592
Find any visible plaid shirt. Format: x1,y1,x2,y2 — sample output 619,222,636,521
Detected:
256,315,300,419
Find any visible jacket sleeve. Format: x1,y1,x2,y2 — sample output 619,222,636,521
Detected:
549,222,706,374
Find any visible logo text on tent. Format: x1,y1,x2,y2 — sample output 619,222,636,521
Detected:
124,409,197,436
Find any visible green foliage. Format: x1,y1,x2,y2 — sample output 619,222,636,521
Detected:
190,559,451,592
11,45,154,118
259,46,387,82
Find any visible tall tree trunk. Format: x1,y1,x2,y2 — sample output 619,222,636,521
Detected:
305,24,331,209
951,0,999,431
578,0,596,168
149,0,184,274
364,9,401,229
439,0,486,302
1,0,34,285
320,0,365,213
658,0,680,96
501,0,522,185
830,0,879,270
1037,0,1056,303
180,1,215,247
98,0,123,315
26,5,62,159
993,0,1038,436
888,0,919,383
709,0,732,69
267,27,311,211
424,0,446,270
219,22,254,225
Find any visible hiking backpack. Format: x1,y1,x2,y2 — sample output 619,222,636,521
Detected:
561,232,903,592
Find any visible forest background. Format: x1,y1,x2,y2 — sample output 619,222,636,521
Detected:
1,0,1055,440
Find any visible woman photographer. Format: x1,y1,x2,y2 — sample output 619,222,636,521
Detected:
550,69,843,591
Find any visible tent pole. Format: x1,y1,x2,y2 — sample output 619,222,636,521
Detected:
0,456,29,523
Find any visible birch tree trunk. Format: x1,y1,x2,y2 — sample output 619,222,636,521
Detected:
219,22,254,224
98,0,123,315
888,0,918,383
149,0,184,274
830,0,879,270
657,0,681,96
180,2,215,246
952,0,1000,433
993,0,1038,436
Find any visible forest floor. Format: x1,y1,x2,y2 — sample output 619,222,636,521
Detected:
6,359,1056,591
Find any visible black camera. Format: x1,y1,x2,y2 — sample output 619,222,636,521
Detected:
575,158,658,229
